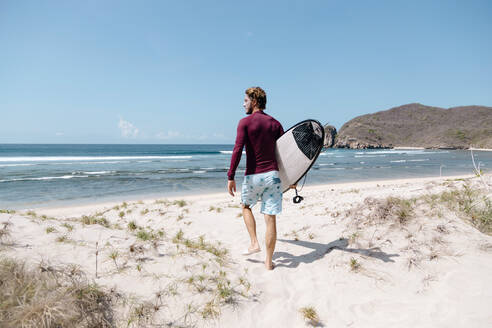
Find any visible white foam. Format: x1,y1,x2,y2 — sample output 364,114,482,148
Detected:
193,170,206,174
356,150,447,155
220,151,245,155
354,155,386,158
0,175,89,182
391,160,406,163
0,156,192,163
57,161,130,165
72,171,115,175
0,163,36,167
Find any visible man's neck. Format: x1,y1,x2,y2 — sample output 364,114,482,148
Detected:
251,108,263,114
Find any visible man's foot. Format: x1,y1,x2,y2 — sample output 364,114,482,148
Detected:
242,247,261,256
265,261,275,270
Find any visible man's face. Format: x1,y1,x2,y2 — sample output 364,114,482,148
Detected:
243,95,254,115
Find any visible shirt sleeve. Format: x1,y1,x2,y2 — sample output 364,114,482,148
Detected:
279,123,284,138
227,119,246,180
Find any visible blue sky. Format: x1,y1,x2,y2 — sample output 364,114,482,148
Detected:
1,0,491,144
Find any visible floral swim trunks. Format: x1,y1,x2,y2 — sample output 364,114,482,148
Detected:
241,170,282,215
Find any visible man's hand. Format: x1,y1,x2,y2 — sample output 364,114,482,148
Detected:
289,184,297,189
228,180,236,196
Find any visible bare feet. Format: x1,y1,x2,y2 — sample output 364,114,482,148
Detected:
265,261,275,270
242,247,261,256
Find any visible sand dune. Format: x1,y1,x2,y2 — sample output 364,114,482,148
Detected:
1,174,491,327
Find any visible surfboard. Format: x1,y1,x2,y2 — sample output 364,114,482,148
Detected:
275,119,325,192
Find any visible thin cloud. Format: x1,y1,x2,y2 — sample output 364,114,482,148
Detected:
212,132,225,138
118,117,139,138
155,130,180,140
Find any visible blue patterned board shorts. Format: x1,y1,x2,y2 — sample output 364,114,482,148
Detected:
241,170,282,215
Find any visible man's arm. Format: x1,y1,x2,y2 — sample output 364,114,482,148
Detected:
279,123,284,137
227,120,246,197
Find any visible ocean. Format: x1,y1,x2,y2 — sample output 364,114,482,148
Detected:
1,144,491,209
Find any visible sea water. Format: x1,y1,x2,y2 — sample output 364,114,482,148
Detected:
1,144,491,209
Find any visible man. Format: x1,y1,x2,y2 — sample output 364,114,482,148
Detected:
227,87,284,270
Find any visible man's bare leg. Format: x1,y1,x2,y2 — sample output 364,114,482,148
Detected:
242,205,260,251
264,214,277,270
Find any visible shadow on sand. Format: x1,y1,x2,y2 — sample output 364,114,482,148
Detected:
247,238,399,269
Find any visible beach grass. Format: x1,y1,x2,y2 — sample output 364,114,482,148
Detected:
62,222,74,232
128,220,138,231
173,200,187,207
0,257,117,328
55,235,73,243
299,306,321,326
0,222,11,244
80,215,110,228
435,184,492,235
350,257,361,272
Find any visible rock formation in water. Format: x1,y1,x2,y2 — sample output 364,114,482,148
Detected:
323,124,337,147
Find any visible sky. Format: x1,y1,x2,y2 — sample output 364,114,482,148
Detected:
1,0,491,144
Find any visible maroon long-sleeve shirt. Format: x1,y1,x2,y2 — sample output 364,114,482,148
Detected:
227,111,284,181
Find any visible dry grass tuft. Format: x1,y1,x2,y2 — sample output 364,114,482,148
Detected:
0,257,118,328
0,221,12,244
435,184,492,235
378,197,414,224
136,228,163,242
26,210,37,218
201,300,220,319
407,256,421,270
126,301,155,326
299,306,321,326
127,221,138,231
208,206,222,213
173,200,187,207
350,257,361,272
62,223,74,232
56,235,73,243
436,224,449,234
154,199,170,205
81,215,110,228
348,232,359,245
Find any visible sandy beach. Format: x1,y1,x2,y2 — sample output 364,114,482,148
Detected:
1,174,491,327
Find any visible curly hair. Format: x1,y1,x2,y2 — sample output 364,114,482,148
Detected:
245,87,267,110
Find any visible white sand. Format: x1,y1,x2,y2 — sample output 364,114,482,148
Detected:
1,174,491,327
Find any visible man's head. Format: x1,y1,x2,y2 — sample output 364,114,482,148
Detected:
244,87,267,114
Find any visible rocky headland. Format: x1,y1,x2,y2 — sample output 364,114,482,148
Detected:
326,103,492,149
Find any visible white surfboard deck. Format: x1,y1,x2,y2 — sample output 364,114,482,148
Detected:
275,120,325,192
